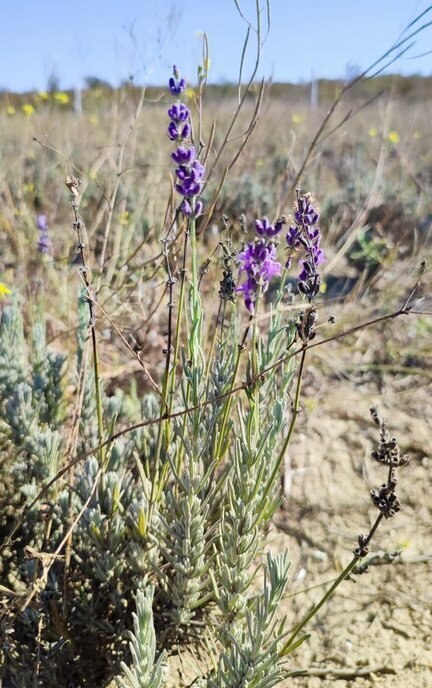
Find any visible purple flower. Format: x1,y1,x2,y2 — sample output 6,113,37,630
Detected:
38,232,50,254
168,121,178,141
286,225,301,248
36,214,50,254
37,214,48,231
285,191,325,299
174,158,204,197
175,179,202,198
255,216,284,238
168,103,190,123
237,239,281,312
168,66,205,218
169,65,186,95
172,146,196,165
294,196,320,226
167,121,191,142
181,199,203,218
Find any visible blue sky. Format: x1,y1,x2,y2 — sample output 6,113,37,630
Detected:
3,0,432,92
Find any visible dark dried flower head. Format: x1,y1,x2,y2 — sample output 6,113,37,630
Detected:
219,267,236,302
370,407,411,468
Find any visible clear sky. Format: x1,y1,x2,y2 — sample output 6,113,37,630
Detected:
2,0,432,92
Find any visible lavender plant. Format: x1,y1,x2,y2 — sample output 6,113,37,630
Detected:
0,10,428,687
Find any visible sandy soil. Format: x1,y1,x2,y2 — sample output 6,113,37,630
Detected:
270,373,432,687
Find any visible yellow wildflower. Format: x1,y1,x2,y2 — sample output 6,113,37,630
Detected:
291,113,304,124
369,127,378,138
6,105,15,116
53,91,70,104
118,210,130,226
0,283,12,298
388,131,400,144
22,103,35,116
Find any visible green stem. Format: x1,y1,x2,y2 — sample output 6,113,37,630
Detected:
274,267,288,308
251,287,262,438
280,556,358,654
189,214,202,364
281,511,385,654
204,300,224,383
214,317,251,462
257,347,306,517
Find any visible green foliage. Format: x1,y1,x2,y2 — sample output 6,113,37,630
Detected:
118,587,167,688
0,289,297,686
349,228,390,271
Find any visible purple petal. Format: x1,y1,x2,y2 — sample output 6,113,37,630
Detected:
168,122,178,140
181,123,191,140
194,200,203,218
181,199,192,216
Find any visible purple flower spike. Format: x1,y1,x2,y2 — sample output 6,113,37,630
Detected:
168,67,205,217
286,190,325,300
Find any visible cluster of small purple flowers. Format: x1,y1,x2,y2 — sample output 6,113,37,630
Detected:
236,193,325,311
37,214,50,254
285,193,325,300
237,217,284,312
168,66,204,219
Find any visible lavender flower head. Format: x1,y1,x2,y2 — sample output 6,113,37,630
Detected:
285,192,325,300
237,217,283,312
36,214,50,254
167,65,204,219
169,65,186,95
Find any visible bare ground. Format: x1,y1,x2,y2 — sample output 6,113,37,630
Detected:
270,373,432,687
